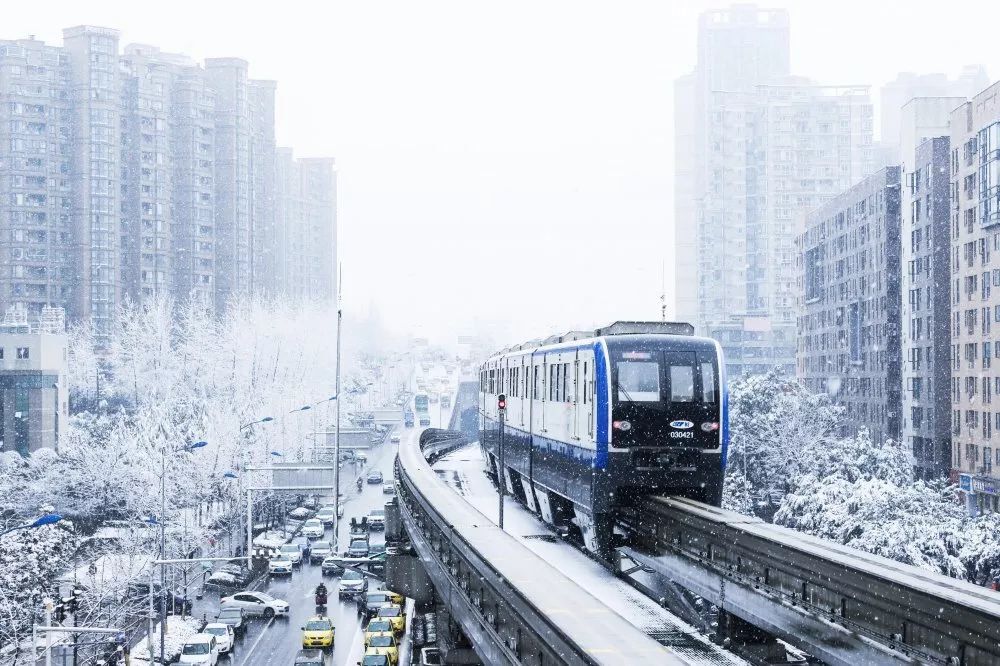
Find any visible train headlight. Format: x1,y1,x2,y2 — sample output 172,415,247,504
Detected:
701,422,720,432
613,420,632,432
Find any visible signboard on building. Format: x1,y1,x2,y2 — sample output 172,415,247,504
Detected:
959,473,972,492
972,476,997,495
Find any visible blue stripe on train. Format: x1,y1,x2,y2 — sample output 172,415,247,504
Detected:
482,416,599,466
593,340,609,469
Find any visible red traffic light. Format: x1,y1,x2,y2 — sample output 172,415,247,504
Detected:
498,394,507,410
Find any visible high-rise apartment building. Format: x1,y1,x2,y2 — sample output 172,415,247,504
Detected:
676,6,874,376
898,99,961,479
249,79,277,299
879,68,988,166
205,58,252,312
950,82,1000,513
0,27,336,347
63,26,121,344
275,149,337,302
797,167,902,444
0,37,75,320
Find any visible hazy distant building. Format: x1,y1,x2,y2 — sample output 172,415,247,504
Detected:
275,148,337,302
249,80,278,298
0,26,331,343
797,167,902,444
898,99,961,479
676,5,874,376
879,68,988,166
205,58,253,312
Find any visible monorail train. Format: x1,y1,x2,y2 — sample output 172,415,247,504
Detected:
479,321,727,556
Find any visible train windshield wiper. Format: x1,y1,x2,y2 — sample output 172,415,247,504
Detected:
615,378,636,403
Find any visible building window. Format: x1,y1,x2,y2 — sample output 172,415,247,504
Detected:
16,347,28,359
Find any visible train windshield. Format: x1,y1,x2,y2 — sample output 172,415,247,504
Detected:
612,349,720,448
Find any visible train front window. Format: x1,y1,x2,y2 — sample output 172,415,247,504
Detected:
616,355,660,402
669,365,695,402
701,361,717,403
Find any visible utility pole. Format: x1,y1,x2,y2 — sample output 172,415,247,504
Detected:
159,453,167,666
333,267,342,551
44,598,53,666
497,394,506,530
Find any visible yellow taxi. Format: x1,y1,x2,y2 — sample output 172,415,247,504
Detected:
364,619,395,647
375,604,406,636
383,589,404,605
300,616,335,649
365,634,399,665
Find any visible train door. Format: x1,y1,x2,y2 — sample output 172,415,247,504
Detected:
572,353,579,439
585,356,594,439
541,355,547,432
520,356,526,427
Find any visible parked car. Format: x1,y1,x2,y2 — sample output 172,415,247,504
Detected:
202,623,234,654
338,568,368,598
367,470,384,484
215,607,247,638
220,591,289,618
178,634,219,665
316,506,336,526
310,542,333,564
302,518,325,539
367,508,386,531
289,507,313,520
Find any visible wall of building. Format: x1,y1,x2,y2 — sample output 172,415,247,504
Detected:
0,331,68,454
797,167,902,444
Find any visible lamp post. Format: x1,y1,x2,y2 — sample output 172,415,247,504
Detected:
0,513,62,539
158,440,206,665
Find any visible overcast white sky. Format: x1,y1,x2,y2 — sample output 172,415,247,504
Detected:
5,1,999,346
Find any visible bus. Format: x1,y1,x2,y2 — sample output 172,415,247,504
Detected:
414,393,429,414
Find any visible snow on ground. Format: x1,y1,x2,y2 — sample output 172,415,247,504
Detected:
130,615,203,664
432,445,747,665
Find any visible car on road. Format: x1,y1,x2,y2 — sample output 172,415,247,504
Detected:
364,619,394,646
321,556,344,577
361,656,391,666
294,649,327,666
376,605,406,635
178,634,219,665
366,634,399,666
348,538,370,558
202,623,234,654
367,508,385,531
382,484,396,497
338,568,368,598
268,555,294,576
215,607,247,637
362,591,394,620
390,434,401,444
369,543,387,559
220,591,290,618
367,470,384,484
302,518,324,539
419,415,431,426
310,542,333,563
316,506,336,526
279,543,305,565
355,452,368,464
300,616,335,650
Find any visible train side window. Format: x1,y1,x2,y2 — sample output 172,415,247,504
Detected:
534,366,539,399
563,363,569,402
582,362,588,404
549,364,556,401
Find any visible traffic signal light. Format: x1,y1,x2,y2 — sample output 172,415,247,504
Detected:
53,601,66,623
498,394,506,410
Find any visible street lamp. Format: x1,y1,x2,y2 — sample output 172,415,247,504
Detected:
0,513,62,538
239,416,274,431
156,440,206,665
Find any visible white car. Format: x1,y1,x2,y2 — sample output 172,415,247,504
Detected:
202,623,234,654
302,518,324,539
390,434,401,444
339,568,368,597
179,634,219,665
316,507,336,526
220,590,290,618
268,555,294,576
278,543,304,565
367,508,385,531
